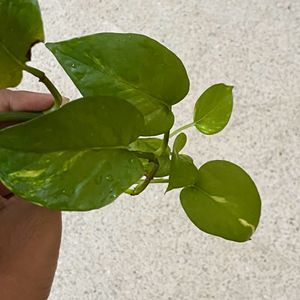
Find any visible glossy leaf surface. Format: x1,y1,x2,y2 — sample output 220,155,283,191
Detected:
0,96,145,210
128,138,171,177
46,33,190,135
166,133,198,191
194,83,233,135
180,160,261,242
0,148,143,211
0,0,44,88
0,96,144,151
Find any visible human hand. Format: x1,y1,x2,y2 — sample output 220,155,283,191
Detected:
0,89,62,300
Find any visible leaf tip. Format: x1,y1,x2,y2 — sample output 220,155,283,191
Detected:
227,85,234,91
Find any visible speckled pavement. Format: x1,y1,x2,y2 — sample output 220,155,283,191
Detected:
17,0,300,299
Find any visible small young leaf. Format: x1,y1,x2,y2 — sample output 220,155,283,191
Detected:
128,138,171,177
180,160,261,242
166,133,198,191
46,33,190,135
173,132,187,153
0,96,145,210
0,0,44,88
194,83,233,135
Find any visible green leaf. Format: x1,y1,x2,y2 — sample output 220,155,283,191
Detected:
180,160,261,242
0,96,145,210
128,138,171,177
0,148,143,211
0,0,44,88
173,132,187,153
0,96,144,152
194,83,233,135
46,33,190,136
166,133,198,191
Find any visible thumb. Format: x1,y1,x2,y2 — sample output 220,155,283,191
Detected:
0,89,54,112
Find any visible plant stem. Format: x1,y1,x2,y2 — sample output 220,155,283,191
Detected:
127,132,170,196
130,161,159,196
135,178,169,184
0,41,63,111
23,65,63,111
170,121,195,138
0,111,42,122
124,188,134,195
124,177,169,195
0,40,62,112
161,131,170,154
150,178,169,183
155,131,170,156
127,150,159,196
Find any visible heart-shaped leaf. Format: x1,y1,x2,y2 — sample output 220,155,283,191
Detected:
0,0,44,88
166,133,198,191
180,160,261,242
46,33,190,136
194,83,233,135
0,96,145,210
129,138,171,177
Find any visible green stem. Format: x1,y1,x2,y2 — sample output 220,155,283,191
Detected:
0,111,42,122
150,178,169,183
23,65,63,111
155,131,170,156
161,131,170,154
130,161,159,196
0,41,63,111
127,150,160,196
124,179,167,195
124,188,134,195
170,121,195,138
135,178,169,184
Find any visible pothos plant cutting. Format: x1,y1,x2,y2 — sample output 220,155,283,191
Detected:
0,0,261,242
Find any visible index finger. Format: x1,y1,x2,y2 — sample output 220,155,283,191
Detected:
0,89,54,112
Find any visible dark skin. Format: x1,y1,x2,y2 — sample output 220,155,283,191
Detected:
0,89,62,300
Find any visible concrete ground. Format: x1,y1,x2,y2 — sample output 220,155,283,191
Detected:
19,0,299,299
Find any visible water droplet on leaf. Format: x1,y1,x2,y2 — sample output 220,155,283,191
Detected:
105,175,113,181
